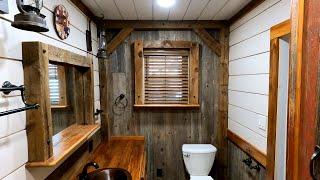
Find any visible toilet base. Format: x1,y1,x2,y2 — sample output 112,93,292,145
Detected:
190,176,213,180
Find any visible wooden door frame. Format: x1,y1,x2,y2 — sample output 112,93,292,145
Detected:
266,20,291,180
286,0,320,179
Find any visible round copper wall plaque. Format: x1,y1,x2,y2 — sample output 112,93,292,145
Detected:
54,5,70,40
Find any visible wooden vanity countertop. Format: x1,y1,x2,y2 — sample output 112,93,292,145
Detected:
91,136,146,180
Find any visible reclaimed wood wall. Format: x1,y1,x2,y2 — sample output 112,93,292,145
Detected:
103,30,225,180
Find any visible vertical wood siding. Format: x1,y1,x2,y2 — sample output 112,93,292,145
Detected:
105,30,224,180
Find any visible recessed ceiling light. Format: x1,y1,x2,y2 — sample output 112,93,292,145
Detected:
157,0,176,8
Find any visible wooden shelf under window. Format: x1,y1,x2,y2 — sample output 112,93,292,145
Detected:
26,124,100,168
134,104,200,108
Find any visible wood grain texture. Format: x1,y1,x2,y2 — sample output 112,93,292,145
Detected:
228,141,266,180
134,40,144,105
99,59,111,140
48,45,91,67
299,0,320,178
46,129,102,180
228,0,266,25
287,0,305,179
26,124,99,167
107,28,134,55
193,28,221,57
227,130,267,167
101,30,224,180
266,38,279,180
22,42,53,162
104,20,227,30
270,20,291,40
91,137,146,180
216,27,229,180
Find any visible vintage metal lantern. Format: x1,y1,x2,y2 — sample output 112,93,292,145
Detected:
11,0,49,32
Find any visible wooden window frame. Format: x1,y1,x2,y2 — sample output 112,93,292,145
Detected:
134,40,200,108
22,42,98,167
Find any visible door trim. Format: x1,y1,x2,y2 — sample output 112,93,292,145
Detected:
266,20,291,180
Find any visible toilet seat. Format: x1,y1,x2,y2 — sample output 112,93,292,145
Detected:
190,176,213,180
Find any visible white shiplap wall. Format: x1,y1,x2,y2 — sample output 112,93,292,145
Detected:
0,0,101,179
228,0,291,154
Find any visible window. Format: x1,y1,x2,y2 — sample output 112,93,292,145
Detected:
134,40,199,107
144,50,189,104
48,63,67,107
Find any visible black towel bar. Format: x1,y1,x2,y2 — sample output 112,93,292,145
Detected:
0,81,40,117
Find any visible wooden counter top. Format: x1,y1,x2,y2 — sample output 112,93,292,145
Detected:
26,124,100,167
91,136,146,180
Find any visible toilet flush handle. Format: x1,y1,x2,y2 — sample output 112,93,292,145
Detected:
183,153,190,158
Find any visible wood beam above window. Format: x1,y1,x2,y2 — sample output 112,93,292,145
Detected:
193,28,221,57
106,28,134,55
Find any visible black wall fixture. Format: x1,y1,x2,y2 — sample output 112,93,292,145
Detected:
0,81,40,117
0,0,9,14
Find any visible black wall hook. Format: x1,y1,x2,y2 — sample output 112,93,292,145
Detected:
0,81,40,117
242,157,260,172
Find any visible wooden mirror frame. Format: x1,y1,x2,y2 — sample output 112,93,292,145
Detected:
22,42,97,166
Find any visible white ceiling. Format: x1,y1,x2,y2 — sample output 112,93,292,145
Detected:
81,0,252,20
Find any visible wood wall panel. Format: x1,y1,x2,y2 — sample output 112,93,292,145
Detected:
228,141,266,180
103,30,224,180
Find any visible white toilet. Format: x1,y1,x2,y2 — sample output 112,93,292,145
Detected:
182,144,217,180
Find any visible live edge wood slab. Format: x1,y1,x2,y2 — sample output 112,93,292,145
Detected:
26,124,100,167
91,136,146,180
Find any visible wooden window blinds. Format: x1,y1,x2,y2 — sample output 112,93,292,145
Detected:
134,40,200,108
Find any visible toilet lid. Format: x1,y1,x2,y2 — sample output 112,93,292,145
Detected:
190,176,213,180
182,144,217,153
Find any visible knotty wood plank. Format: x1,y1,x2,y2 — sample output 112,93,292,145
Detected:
83,55,95,124
107,28,134,55
104,20,227,30
26,125,100,167
228,0,266,25
227,130,267,167
189,43,200,105
193,28,221,57
99,59,111,140
22,42,53,162
48,45,91,67
134,40,144,105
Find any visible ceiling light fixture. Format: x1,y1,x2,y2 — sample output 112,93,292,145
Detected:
157,0,175,8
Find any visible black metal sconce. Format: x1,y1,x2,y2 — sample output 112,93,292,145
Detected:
11,0,49,32
0,81,40,117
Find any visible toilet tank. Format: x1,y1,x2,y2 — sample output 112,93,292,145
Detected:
182,144,217,176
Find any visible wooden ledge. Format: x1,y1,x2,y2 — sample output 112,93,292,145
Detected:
26,124,100,168
227,130,267,167
134,104,200,108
